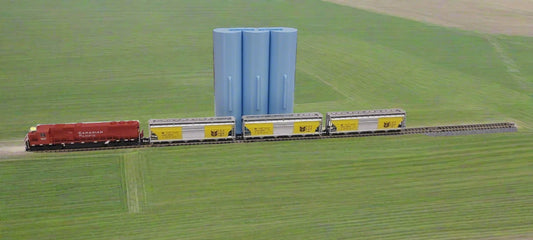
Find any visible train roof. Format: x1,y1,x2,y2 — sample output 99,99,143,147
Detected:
149,116,235,125
242,112,323,121
327,108,406,118
33,120,139,127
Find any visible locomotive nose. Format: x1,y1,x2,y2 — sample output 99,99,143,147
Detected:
25,126,37,151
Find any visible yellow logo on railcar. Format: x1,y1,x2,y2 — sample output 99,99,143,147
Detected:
151,127,182,140
293,121,320,134
245,123,274,136
378,117,404,129
332,119,359,132
204,125,233,138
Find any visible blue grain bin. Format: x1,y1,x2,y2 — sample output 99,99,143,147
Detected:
213,28,243,134
242,29,270,116
268,27,297,114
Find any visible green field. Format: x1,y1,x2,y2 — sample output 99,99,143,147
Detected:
1,0,532,239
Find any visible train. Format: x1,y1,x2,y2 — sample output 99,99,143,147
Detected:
25,108,406,151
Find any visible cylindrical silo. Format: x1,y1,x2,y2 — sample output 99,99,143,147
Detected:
268,27,297,114
213,28,243,134
242,29,270,116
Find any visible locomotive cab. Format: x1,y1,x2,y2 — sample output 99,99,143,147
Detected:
25,126,49,151
25,126,37,150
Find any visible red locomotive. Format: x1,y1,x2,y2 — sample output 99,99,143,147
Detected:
24,121,142,151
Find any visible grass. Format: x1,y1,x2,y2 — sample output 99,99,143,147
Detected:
2,133,532,239
1,0,532,239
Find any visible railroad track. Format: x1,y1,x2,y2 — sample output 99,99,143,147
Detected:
37,122,517,153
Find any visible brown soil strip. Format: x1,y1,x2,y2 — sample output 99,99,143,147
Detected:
325,0,533,36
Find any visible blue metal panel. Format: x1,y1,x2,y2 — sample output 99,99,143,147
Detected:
242,29,270,116
213,28,243,134
268,27,297,114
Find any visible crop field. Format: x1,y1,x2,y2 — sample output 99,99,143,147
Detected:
1,0,532,239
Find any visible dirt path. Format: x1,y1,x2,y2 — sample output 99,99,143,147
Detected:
0,141,27,159
325,0,533,36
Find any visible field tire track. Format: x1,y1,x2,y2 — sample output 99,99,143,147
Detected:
121,151,147,213
485,36,522,77
485,35,533,90
298,67,355,102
